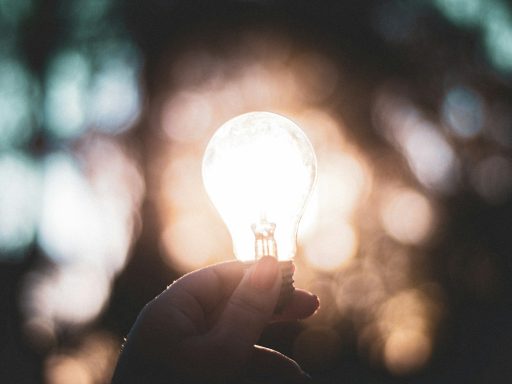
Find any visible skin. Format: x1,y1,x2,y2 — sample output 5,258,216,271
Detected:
111,256,319,383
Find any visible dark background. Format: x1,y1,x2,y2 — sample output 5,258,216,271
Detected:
1,1,512,383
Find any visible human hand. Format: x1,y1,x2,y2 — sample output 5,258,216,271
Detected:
111,256,319,383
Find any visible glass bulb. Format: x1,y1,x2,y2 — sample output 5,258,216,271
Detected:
202,111,317,264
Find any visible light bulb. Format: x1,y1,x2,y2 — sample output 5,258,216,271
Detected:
202,111,317,310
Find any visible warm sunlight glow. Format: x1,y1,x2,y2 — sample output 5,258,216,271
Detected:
155,36,356,270
380,188,434,245
303,219,358,271
318,152,369,217
384,328,432,376
378,289,435,375
162,91,214,143
45,356,91,384
161,212,231,270
149,29,449,375
44,331,119,384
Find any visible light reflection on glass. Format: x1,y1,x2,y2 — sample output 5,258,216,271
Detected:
0,152,40,256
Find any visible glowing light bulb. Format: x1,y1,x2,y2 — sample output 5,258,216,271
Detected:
202,111,317,308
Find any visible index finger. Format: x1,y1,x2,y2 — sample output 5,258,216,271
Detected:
158,260,245,316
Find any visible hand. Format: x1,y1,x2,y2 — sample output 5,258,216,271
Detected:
111,256,319,383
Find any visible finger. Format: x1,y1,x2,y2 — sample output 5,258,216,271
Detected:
161,260,245,312
245,345,311,384
122,261,256,375
147,261,246,334
210,256,281,359
272,289,320,322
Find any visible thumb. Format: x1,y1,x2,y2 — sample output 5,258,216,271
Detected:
210,256,281,358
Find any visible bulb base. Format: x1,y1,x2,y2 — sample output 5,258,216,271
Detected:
275,260,295,313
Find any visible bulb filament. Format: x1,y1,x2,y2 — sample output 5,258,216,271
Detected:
251,219,277,260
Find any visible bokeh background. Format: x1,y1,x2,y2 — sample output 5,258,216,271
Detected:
1,0,512,382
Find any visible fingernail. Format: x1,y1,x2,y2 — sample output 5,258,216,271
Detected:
250,256,279,291
312,294,320,315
